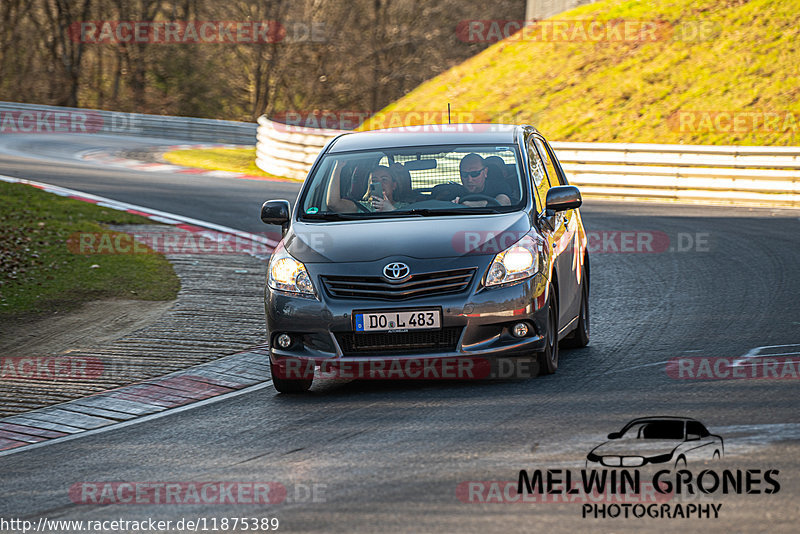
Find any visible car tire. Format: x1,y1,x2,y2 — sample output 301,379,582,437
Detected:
561,278,589,348
271,360,313,394
537,285,559,375
674,456,687,469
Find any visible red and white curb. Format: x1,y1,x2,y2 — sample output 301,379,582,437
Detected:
79,143,298,182
0,175,284,454
0,346,273,455
0,174,281,257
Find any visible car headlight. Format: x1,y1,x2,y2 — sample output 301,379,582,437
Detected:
268,243,316,297
484,234,541,287
646,452,674,464
622,456,645,467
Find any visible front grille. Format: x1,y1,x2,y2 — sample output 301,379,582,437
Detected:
322,268,475,300
336,327,462,355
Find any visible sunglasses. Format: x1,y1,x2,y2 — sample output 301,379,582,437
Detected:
460,167,485,179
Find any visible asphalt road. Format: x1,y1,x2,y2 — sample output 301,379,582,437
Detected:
1,134,799,533
0,134,299,233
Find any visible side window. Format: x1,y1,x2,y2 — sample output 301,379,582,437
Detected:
527,138,551,212
687,421,710,438
534,137,560,186
542,140,568,185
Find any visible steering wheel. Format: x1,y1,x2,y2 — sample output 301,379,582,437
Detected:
353,200,373,213
457,194,501,207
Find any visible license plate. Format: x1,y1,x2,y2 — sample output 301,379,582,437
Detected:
354,309,441,332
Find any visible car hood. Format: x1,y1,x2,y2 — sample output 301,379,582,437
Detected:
284,212,532,263
591,439,683,458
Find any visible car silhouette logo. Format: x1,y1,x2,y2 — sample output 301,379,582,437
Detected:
383,262,410,281
586,416,724,469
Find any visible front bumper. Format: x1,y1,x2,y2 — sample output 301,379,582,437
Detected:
265,261,550,375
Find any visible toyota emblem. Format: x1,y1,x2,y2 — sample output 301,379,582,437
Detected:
383,262,410,281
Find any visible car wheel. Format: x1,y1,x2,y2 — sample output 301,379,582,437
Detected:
674,456,687,469
537,285,559,375
713,450,721,460
271,360,313,394
561,277,589,348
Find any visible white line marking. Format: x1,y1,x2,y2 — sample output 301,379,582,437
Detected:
605,343,800,376
147,215,183,225
732,343,800,367
204,170,242,178
0,380,274,458
0,174,279,249
95,201,121,209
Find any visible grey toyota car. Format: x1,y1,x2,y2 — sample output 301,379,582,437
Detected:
260,125,589,392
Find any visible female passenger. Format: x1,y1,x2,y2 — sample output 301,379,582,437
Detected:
326,161,413,212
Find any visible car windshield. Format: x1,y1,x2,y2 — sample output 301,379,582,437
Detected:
298,144,525,220
621,420,685,440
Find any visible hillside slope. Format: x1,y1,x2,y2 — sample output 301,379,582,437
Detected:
364,0,800,145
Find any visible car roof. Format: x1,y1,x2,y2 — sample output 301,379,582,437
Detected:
326,124,525,153
624,416,701,425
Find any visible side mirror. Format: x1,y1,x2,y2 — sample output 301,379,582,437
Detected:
261,200,291,235
546,185,582,212
607,432,622,440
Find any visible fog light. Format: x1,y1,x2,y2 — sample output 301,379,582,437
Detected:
512,322,529,338
276,333,292,349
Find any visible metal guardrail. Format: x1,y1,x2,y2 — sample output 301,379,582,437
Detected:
0,101,256,144
526,0,599,21
256,116,800,207
552,142,800,206
3,103,796,207
255,116,344,179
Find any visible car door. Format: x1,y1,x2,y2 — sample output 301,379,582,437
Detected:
530,136,579,331
683,421,720,463
541,136,587,313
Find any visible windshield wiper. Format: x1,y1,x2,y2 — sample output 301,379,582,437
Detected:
302,212,365,221
402,207,502,216
303,207,502,221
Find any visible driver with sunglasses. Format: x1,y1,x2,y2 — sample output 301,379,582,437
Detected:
457,153,512,206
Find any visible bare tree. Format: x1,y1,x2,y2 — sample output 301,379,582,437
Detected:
27,0,93,107
0,0,524,119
